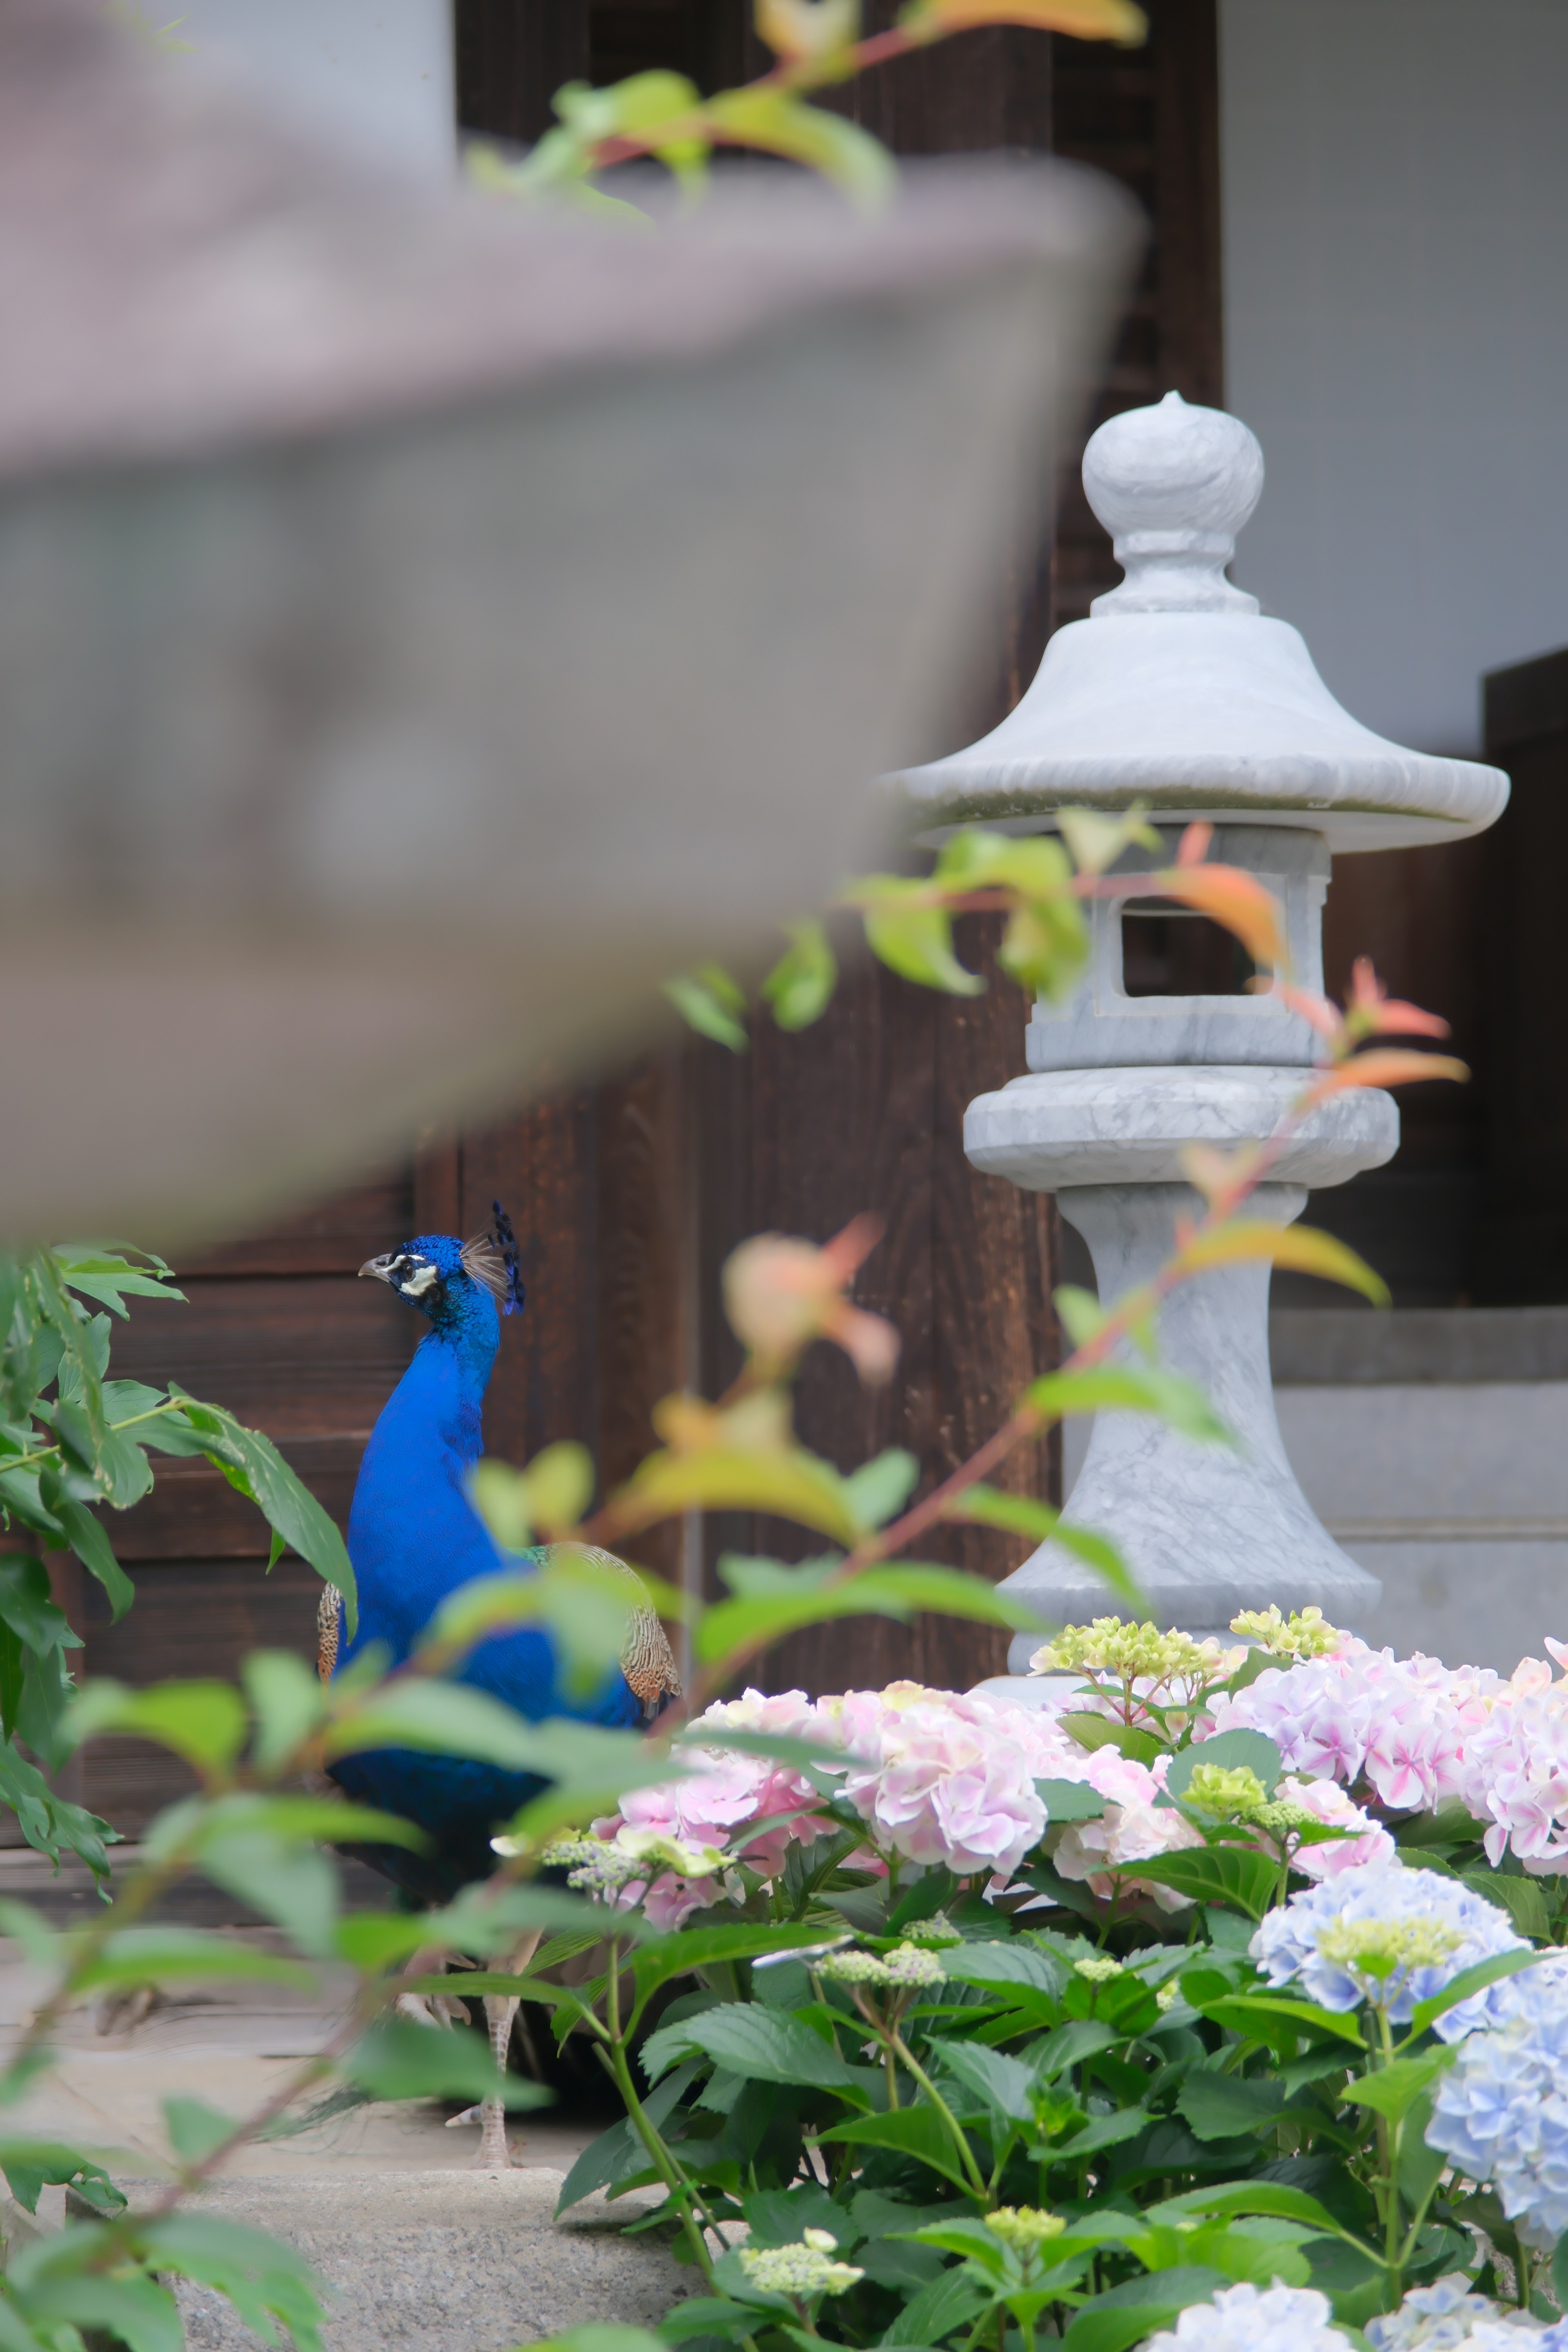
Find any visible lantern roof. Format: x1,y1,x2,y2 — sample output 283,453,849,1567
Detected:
897,391,1508,854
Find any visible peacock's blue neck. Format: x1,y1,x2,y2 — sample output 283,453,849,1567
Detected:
388,1283,500,1463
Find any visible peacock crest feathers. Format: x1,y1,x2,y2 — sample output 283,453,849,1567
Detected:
459,1203,526,1317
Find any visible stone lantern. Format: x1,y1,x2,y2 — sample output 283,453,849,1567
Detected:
898,393,1508,1664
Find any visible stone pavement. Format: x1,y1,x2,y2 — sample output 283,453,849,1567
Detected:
0,1854,700,2346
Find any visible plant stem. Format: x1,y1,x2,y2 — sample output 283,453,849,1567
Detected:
886,2027,988,2199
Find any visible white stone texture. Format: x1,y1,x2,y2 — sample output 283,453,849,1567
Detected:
965,1064,1398,1192
1027,825,1328,1071
996,1182,1383,1669
896,392,1508,850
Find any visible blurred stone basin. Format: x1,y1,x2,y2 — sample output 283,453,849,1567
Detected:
0,1,1138,1244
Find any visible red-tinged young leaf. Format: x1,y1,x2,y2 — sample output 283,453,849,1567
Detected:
1348,955,1451,1040
1152,864,1289,974
1309,1050,1469,1096
1267,980,1345,1043
903,0,1147,41
1175,820,1214,866
1170,1219,1390,1307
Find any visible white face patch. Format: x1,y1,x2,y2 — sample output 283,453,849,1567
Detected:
401,1260,440,1298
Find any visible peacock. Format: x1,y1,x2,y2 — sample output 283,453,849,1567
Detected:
317,1205,680,2167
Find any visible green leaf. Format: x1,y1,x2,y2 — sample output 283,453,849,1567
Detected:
859,887,984,996
1552,2231,1568,2319
14,2269,183,2352
1194,1992,1366,2051
696,1560,1042,1667
171,1391,358,1637
1407,1946,1541,2038
342,2016,552,2107
241,1650,327,1777
884,2258,991,2346
1036,1777,1107,1823
324,1681,560,1771
132,2211,328,2352
556,2063,699,2217
942,1942,1067,2000
762,921,838,1032
67,1678,248,1776
535,2332,666,2352
816,2106,973,2190
1061,2268,1232,2352
0,2139,127,2216
71,1927,312,1995
1025,1365,1232,1445
669,2005,866,2092
664,967,749,1052
1343,2049,1455,2123
706,86,895,207
1113,1846,1280,1920
933,2040,1036,2123
1060,1714,1167,1767
1031,2018,1119,2077
50,1493,134,1619
633,1922,849,2013
162,2096,237,2166
1457,1867,1553,1941
0,1557,79,1655
1174,1218,1391,1308
1177,2070,1289,2141
1165,1731,1283,1801
843,1448,919,1532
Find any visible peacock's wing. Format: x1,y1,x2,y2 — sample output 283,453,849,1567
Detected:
546,1542,682,1720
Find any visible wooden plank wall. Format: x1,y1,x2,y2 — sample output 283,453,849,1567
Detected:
36,0,1226,1842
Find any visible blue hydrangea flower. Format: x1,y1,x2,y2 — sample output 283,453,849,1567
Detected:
1427,1953,1568,2247
1250,1864,1526,2038
1368,2272,1568,2352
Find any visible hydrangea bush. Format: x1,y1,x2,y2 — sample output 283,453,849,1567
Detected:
519,1608,1568,2352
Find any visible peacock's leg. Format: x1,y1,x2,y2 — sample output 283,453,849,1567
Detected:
472,1933,542,2171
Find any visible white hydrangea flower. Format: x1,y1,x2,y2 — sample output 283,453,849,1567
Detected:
1141,2280,1350,2352
1368,2270,1568,2351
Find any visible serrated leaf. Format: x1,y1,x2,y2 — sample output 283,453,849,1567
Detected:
170,1391,359,1635
1060,2267,1231,2352
941,1942,1069,2000
50,1494,134,1619
666,2004,865,2092
1177,2070,1289,2141
816,2105,973,2189
1343,2048,1454,2122
0,2138,126,2216
932,2039,1036,2123
1110,1845,1279,1920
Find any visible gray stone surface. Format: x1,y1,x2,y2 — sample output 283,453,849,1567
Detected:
997,1180,1383,1665
146,2172,688,2352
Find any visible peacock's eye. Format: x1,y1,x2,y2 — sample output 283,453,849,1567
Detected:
399,1258,440,1298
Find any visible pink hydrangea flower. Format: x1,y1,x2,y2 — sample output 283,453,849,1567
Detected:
823,1684,1074,1878
1052,1750,1206,1912
1275,1775,1396,1879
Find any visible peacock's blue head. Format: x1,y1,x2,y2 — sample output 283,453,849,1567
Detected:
359,1202,525,1335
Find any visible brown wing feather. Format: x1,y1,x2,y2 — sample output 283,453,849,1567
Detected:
546,1543,682,1717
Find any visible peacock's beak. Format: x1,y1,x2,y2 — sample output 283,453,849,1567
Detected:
359,1253,396,1285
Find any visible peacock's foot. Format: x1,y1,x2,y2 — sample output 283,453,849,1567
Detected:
472,2096,512,2169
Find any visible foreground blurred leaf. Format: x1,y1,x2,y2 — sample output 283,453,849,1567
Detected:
68,1679,247,1778
707,87,894,205
1171,1220,1389,1307
762,920,838,1031
343,2016,552,2108
664,966,749,1052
